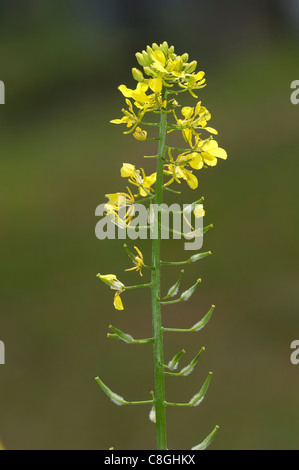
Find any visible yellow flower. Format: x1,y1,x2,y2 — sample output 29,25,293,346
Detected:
178,71,206,97
190,138,227,168
121,163,156,196
164,150,198,190
125,246,145,276
133,127,147,141
118,82,149,104
110,99,140,132
105,189,135,227
97,274,125,311
148,77,163,93
172,102,217,147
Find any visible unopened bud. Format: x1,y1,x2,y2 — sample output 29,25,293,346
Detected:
132,68,144,82
185,60,197,73
135,52,147,67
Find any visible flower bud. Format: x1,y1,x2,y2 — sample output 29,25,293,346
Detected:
143,66,154,77
132,68,144,82
135,52,147,66
185,60,197,73
146,45,153,56
161,41,169,55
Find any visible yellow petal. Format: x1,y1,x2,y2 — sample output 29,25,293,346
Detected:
113,292,124,311
151,50,166,66
194,101,202,115
181,107,193,119
189,153,204,170
209,147,227,159
205,127,218,135
152,61,167,73
148,77,162,93
202,152,218,166
110,117,129,125
195,71,205,81
184,169,198,189
144,172,157,186
133,127,147,141
121,163,136,178
118,85,133,98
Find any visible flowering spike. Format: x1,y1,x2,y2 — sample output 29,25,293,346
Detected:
96,41,227,450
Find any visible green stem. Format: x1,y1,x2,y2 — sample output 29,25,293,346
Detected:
124,283,151,290
159,298,183,305
125,400,153,405
151,89,168,450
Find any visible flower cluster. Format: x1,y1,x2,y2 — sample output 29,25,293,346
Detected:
98,42,228,310
111,41,227,191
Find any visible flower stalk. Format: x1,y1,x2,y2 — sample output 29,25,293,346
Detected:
150,85,168,449
95,42,227,450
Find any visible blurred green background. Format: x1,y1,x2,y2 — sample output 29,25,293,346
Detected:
0,0,298,450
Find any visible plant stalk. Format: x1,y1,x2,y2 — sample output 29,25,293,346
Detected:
151,88,168,450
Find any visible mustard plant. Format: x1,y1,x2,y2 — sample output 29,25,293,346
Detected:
95,42,227,450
